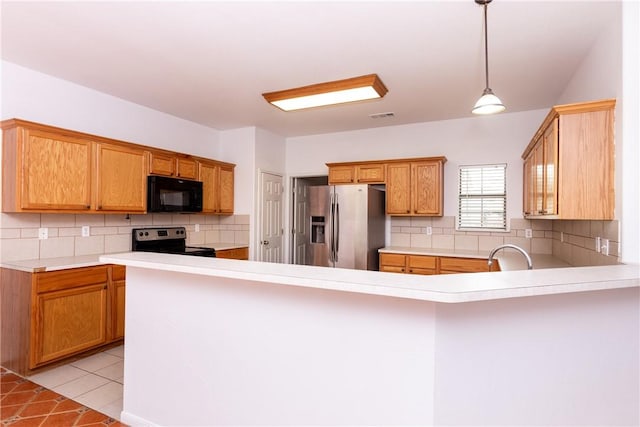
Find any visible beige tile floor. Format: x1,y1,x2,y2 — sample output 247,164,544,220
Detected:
26,345,124,421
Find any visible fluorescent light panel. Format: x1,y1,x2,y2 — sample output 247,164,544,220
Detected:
263,74,388,111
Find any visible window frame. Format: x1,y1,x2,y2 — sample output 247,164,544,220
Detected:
457,163,508,231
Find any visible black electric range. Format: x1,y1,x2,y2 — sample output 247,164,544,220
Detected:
131,227,216,257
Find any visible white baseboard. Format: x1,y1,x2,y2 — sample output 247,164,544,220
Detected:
120,411,157,427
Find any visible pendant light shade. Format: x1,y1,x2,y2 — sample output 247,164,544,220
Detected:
473,88,505,115
472,0,505,115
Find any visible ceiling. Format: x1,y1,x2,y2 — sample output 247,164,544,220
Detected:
0,1,620,138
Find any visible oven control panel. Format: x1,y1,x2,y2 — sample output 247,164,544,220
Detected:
133,227,187,242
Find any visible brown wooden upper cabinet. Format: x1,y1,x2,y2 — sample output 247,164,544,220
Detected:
149,150,197,180
327,162,386,185
1,119,235,214
326,157,446,216
199,160,235,214
386,158,446,216
522,99,615,220
95,143,147,212
1,120,93,212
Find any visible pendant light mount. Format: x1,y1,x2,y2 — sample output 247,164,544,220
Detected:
472,0,505,115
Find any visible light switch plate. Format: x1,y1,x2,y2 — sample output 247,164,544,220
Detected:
595,236,601,253
81,226,90,237
195,224,200,232
38,227,48,240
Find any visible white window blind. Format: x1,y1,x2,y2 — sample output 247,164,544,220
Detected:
458,164,507,230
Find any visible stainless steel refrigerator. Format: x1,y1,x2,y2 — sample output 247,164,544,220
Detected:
307,184,385,270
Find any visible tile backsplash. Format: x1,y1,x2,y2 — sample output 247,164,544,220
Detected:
0,213,250,262
390,216,620,266
390,216,553,255
551,219,620,266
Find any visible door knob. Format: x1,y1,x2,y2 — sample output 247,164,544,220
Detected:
262,240,269,245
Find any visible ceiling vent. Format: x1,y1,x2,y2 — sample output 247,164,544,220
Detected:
369,112,395,119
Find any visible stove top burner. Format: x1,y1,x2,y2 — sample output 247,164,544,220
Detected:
131,227,216,258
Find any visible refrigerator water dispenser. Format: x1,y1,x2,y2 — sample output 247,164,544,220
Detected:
311,216,325,243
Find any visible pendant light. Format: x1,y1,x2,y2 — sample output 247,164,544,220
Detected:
472,0,505,115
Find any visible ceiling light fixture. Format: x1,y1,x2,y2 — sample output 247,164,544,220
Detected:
262,74,388,111
472,0,505,115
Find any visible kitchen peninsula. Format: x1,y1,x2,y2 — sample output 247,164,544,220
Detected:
101,252,639,426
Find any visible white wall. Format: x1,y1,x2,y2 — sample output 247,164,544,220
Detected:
556,15,621,105
222,126,287,261
0,61,221,158
286,109,546,221
620,1,640,265
219,127,255,216
255,127,286,174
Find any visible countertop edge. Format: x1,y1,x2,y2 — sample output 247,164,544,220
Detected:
0,243,249,272
100,252,640,304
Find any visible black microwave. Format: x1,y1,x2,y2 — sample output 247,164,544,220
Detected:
147,176,203,213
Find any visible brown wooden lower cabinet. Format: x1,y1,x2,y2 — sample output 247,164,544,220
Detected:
112,265,126,340
34,283,108,367
0,264,125,375
380,253,500,275
216,247,249,260
379,253,407,273
439,256,500,274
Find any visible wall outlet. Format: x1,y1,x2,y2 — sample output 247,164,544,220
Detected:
524,228,532,239
601,238,610,256
195,224,200,232
595,236,601,253
38,227,48,240
81,226,90,237
425,226,432,235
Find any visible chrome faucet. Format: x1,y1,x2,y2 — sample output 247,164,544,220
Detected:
488,244,533,270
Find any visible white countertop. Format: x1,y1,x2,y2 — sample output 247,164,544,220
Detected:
0,243,248,273
101,251,640,304
379,246,572,271
1,255,106,273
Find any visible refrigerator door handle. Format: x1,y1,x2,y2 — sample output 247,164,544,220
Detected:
335,195,339,262
329,192,335,263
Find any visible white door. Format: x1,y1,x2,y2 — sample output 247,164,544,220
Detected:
259,171,284,263
292,178,311,265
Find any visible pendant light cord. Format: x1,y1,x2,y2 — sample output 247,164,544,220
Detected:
483,2,489,90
